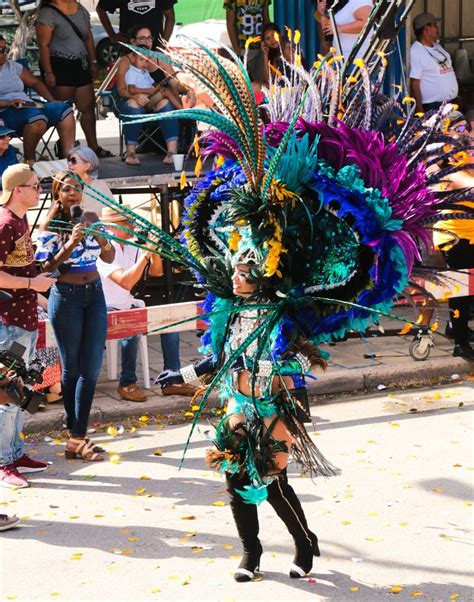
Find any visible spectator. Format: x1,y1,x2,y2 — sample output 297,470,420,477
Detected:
0,164,54,489
35,171,114,461
97,206,163,402
224,0,270,82
66,145,115,213
35,0,113,158
0,35,75,164
261,23,295,83
116,28,192,164
410,13,459,114
96,0,176,50
315,0,373,60
0,124,18,179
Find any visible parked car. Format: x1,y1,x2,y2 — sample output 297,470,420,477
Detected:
90,11,120,66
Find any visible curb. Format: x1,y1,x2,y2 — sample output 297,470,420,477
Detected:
23,357,473,434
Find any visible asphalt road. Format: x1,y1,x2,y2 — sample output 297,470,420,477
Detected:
1,383,473,601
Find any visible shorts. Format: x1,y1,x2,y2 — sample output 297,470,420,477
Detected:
0,102,73,136
49,56,92,88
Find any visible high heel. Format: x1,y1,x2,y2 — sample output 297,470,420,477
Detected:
234,540,262,582
226,474,262,583
65,438,104,462
266,471,319,578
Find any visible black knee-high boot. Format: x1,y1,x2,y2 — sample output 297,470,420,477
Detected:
226,473,263,582
266,470,320,578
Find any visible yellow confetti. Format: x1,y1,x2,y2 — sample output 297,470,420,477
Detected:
19,432,25,440
450,595,460,600
399,522,408,527
139,416,149,422
341,521,351,525
184,412,194,418
140,475,151,480
464,502,472,506
212,500,226,507
191,547,203,553
191,405,200,412
410,593,424,597
110,455,121,464
50,594,61,597
6,596,18,600
69,516,80,520
119,529,129,534
389,422,400,428
350,587,360,592
107,426,118,436
388,585,404,594
365,537,383,542
181,576,191,585
223,544,233,549
136,488,146,494
151,588,161,593
181,515,196,520
94,514,104,518
432,487,443,493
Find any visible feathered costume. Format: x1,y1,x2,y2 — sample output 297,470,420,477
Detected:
65,36,473,497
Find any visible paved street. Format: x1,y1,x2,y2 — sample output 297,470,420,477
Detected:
1,383,473,602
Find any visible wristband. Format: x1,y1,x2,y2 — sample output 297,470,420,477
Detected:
44,71,53,76
295,352,311,373
180,365,198,383
26,278,31,289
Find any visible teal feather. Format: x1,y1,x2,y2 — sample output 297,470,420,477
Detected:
236,484,268,505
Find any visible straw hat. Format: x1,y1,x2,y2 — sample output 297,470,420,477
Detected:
101,205,132,223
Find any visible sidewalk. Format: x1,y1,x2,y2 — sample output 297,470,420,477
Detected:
25,329,473,434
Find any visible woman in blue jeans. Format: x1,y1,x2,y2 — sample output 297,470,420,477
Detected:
35,172,114,461
114,25,196,165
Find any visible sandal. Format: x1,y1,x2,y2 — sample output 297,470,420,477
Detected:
125,152,140,165
94,146,115,158
65,432,105,453
65,438,104,461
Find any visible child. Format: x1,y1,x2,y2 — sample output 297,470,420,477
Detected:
125,50,183,112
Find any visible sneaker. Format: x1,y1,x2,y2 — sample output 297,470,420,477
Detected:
117,384,147,402
0,514,21,531
161,383,197,397
12,454,48,474
0,465,28,488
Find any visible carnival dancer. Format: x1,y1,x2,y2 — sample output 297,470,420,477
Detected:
64,35,474,581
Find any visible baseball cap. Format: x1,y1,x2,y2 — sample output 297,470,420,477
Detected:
413,13,441,31
1,164,36,205
0,124,15,137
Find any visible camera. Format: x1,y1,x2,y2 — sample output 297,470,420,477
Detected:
0,342,45,414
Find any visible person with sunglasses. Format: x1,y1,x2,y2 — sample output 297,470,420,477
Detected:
35,172,114,461
410,13,459,114
0,124,18,181
0,164,54,488
66,145,114,213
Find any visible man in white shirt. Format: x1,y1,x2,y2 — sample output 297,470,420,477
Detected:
410,12,459,114
97,206,163,402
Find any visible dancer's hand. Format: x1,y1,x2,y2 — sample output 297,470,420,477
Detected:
155,369,184,387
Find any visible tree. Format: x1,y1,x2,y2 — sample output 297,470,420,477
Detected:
7,0,39,61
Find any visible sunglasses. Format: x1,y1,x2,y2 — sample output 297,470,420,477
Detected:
66,156,85,165
61,184,83,192
19,183,41,190
0,47,8,55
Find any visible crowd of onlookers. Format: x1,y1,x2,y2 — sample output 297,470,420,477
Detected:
0,0,472,172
